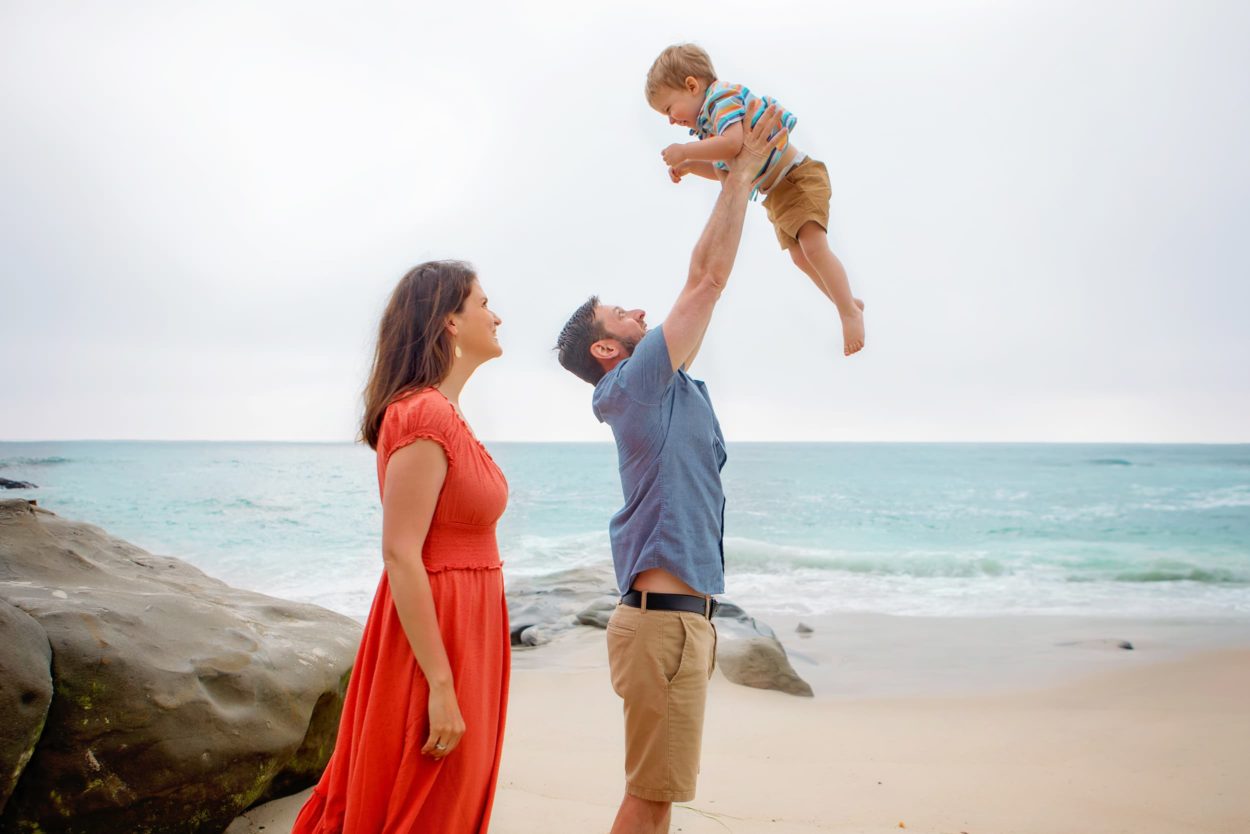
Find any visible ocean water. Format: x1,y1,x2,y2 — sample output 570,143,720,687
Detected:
2,442,1249,622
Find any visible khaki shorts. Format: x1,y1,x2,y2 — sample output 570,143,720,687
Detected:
606,602,717,802
762,158,832,250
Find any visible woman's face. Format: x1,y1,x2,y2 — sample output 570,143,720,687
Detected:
451,280,503,361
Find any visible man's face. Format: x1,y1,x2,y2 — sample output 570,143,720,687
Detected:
596,304,647,356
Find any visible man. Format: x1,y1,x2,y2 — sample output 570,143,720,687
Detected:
554,101,785,834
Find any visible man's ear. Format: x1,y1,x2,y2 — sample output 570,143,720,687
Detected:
591,339,619,360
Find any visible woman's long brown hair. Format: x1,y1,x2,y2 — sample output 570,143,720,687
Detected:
360,260,476,449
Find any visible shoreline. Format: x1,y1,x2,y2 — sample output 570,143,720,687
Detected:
228,614,1250,833
514,610,1250,698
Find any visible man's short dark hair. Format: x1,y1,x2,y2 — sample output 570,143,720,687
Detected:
555,295,609,385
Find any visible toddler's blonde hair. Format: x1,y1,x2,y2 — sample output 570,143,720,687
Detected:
645,44,717,105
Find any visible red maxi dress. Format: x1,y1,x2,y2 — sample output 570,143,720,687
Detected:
292,388,511,833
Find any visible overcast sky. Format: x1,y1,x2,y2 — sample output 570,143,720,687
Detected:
3,1,1247,443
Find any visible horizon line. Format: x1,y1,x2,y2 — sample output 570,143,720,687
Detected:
2,438,1249,446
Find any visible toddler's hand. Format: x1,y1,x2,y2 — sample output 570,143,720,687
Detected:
661,143,687,167
668,164,687,184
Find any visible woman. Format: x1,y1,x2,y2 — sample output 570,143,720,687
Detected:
292,260,509,833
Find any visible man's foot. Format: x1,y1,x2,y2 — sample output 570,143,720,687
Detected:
841,298,865,356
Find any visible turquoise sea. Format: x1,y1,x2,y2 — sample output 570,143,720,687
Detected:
2,442,1248,622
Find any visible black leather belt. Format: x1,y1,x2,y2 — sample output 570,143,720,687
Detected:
620,590,719,619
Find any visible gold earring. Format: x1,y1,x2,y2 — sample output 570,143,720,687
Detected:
454,344,463,359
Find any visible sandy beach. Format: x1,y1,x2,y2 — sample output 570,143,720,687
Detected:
227,613,1250,834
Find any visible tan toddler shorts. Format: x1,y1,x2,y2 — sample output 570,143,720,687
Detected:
762,158,832,250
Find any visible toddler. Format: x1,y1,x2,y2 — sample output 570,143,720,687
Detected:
647,43,865,356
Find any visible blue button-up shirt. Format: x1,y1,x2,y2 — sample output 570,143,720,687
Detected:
592,325,727,596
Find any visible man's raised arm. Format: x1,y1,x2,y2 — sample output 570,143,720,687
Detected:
662,101,786,372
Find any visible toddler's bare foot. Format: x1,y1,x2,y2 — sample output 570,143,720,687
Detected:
841,298,865,356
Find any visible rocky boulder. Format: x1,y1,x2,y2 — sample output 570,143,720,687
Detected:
574,595,617,629
712,601,814,697
0,478,37,490
0,599,52,815
0,499,362,834
510,565,813,696
507,565,620,647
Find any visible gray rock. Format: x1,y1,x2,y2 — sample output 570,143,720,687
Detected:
714,600,748,620
0,499,362,834
0,598,52,815
503,564,813,696
506,565,618,646
714,603,778,642
575,595,618,629
714,603,813,697
715,636,814,697
0,478,37,490
508,599,562,644
1056,638,1136,651
795,622,814,634
518,623,568,647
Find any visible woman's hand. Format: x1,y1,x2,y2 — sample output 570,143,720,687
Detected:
423,682,466,759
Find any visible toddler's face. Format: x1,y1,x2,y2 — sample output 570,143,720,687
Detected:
651,82,705,130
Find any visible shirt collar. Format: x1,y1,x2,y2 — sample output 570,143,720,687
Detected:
692,83,720,137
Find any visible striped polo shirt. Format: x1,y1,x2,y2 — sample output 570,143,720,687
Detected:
692,81,802,192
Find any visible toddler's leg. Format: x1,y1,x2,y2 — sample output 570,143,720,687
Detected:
788,246,836,304
794,222,865,356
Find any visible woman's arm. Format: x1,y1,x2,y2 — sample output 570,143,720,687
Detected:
381,438,464,758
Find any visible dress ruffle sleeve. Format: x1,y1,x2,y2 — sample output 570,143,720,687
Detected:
380,389,459,474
